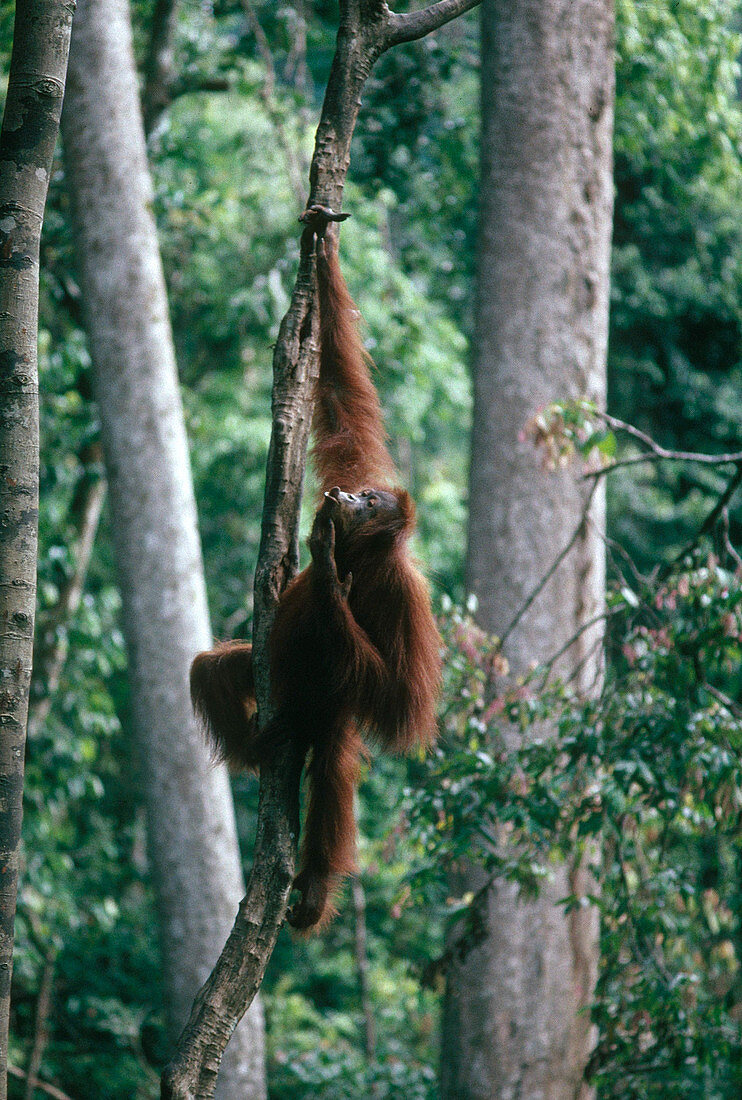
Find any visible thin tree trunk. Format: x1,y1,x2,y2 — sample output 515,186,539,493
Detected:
441,1,614,1097
0,3,73,1094
28,446,106,741
143,0,179,135
23,949,55,1100
61,1,265,1096
162,2,481,1094
351,875,375,1061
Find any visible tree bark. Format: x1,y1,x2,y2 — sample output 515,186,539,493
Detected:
0,2,73,1094
441,1,614,1097
60,1,265,1097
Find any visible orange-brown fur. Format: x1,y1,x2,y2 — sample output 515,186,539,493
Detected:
190,228,441,930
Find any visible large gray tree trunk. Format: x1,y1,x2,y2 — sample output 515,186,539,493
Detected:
0,4,73,1093
441,1,614,1097
61,1,265,1095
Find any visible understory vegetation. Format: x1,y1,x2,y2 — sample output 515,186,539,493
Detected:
4,0,742,1095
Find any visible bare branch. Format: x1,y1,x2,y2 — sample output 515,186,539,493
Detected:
536,608,620,690
8,1065,72,1100
351,874,376,1061
142,0,179,135
585,411,742,477
168,75,231,99
28,445,106,741
720,506,742,572
499,479,599,649
703,682,742,719
242,0,307,206
143,0,232,134
670,461,742,567
385,0,481,48
23,950,56,1100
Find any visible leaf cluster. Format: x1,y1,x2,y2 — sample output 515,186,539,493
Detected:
406,557,742,1095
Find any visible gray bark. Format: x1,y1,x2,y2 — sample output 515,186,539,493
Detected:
60,1,265,1096
0,2,73,1093
441,1,614,1097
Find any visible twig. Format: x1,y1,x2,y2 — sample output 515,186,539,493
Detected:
560,631,606,696
535,607,622,690
8,1065,73,1100
596,527,656,592
242,0,307,206
167,75,231,100
719,506,742,571
702,683,742,719
28,445,106,741
584,411,742,478
670,461,742,568
499,479,599,649
24,950,56,1100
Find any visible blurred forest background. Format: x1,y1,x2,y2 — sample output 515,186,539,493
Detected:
2,0,742,1096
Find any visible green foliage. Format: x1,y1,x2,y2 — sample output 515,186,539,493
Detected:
9,0,742,1096
610,0,742,564
355,26,480,328
11,324,164,1097
258,752,441,1099
407,558,742,1097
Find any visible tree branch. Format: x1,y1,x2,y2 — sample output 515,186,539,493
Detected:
585,411,742,477
670,461,742,567
161,1,480,1095
385,0,480,48
23,950,56,1100
499,479,599,649
142,0,179,135
241,0,307,206
28,444,106,741
8,1066,72,1100
168,75,231,100
143,0,232,135
351,874,376,1061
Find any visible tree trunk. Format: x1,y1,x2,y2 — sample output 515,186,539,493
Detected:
441,1,614,1097
60,1,265,1096
0,3,73,1093
28,446,106,742
162,2,482,1093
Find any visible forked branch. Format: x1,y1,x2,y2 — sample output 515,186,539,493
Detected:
386,0,482,46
